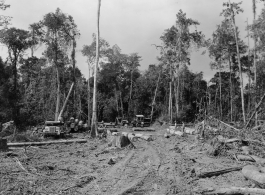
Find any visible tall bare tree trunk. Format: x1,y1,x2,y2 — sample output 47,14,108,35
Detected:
151,72,160,122
55,66,60,121
12,56,18,133
229,0,246,123
229,56,233,122
91,0,101,137
128,70,133,117
31,28,34,57
120,91,124,117
247,18,251,114
253,0,258,126
87,63,91,129
215,86,218,116
72,38,76,117
219,64,222,120
169,65,173,123
175,66,180,116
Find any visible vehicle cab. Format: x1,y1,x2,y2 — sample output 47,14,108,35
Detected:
43,121,64,136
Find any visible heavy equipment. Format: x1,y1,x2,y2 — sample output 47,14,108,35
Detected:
131,115,151,127
42,83,74,137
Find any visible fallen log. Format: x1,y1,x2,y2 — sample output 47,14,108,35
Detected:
138,135,153,141
128,133,138,142
208,116,240,132
203,187,265,195
236,154,265,164
7,139,87,147
121,132,138,142
197,166,243,178
130,133,153,141
133,127,155,132
185,127,195,135
242,165,265,188
174,131,184,136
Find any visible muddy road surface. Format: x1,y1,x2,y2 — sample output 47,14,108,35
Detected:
0,128,251,195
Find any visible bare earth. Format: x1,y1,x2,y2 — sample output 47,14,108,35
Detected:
0,128,252,195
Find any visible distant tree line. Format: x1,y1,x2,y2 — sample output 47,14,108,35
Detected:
1,1,265,131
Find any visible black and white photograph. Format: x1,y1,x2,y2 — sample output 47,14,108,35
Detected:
1,0,265,194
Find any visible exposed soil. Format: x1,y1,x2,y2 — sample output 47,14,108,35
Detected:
0,128,253,195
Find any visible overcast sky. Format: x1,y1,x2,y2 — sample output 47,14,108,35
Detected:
2,0,264,81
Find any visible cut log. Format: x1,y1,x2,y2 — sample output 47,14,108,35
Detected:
242,165,265,188
138,135,153,141
236,154,265,164
174,131,184,136
185,127,195,135
203,187,265,194
133,127,155,132
121,132,138,142
169,129,175,134
7,139,87,147
197,166,243,178
0,138,7,151
128,133,138,142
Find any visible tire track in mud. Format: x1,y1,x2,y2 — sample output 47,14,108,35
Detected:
82,135,196,195
82,140,165,195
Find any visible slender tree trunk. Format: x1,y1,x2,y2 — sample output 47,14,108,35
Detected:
219,64,222,120
247,18,251,115
120,91,124,118
128,70,133,117
91,0,101,137
31,28,34,57
72,38,76,117
87,63,91,129
253,0,258,126
169,65,173,123
215,86,218,116
229,56,233,122
55,66,60,121
229,0,246,123
151,72,160,122
12,56,19,132
175,66,180,116
115,89,119,114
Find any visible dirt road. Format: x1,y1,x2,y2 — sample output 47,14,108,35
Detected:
0,128,252,195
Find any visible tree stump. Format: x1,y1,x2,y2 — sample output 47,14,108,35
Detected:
0,138,8,151
109,134,132,148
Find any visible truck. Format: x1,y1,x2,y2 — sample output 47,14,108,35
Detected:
132,115,151,127
42,83,74,137
42,121,66,137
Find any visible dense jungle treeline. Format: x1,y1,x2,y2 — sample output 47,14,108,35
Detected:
1,1,265,130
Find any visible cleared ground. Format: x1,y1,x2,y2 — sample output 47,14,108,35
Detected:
0,128,251,195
